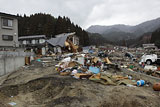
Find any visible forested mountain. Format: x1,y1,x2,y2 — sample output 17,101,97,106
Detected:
102,31,135,42
151,28,160,48
132,28,160,48
17,13,89,46
128,32,152,47
88,33,113,46
87,17,160,44
87,24,132,34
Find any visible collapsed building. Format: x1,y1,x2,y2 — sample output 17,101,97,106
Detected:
47,32,79,53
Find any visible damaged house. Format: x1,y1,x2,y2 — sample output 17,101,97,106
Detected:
47,32,79,53
19,35,46,55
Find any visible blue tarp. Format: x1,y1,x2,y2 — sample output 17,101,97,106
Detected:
89,66,100,74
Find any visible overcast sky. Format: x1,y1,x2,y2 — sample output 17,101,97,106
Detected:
1,0,160,29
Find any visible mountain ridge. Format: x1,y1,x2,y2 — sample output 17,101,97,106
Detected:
87,17,160,36
87,17,160,44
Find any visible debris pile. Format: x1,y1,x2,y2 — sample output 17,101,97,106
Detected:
55,53,138,86
52,46,160,90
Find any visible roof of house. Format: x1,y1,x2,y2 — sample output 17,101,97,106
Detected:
47,35,68,47
47,32,76,47
0,12,17,18
19,35,46,40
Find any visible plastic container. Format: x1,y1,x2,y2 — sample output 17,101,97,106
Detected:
137,80,145,86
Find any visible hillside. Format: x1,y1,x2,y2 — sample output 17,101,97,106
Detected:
87,17,160,44
129,32,152,47
102,31,135,42
87,24,132,34
151,28,160,48
88,33,113,46
18,13,89,46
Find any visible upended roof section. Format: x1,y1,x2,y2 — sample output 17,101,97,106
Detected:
47,32,76,47
47,35,68,47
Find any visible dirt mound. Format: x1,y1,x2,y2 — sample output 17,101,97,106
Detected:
0,75,160,107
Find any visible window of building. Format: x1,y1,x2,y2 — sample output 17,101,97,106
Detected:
26,40,32,44
26,40,30,44
35,39,39,44
2,18,13,28
39,39,45,43
19,41,22,44
2,35,13,41
32,40,36,44
23,40,27,44
29,40,32,44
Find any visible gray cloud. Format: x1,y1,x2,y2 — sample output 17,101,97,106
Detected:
1,0,160,29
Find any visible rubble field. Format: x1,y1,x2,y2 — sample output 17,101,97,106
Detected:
0,49,160,107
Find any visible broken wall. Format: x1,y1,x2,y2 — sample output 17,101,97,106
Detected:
0,51,33,76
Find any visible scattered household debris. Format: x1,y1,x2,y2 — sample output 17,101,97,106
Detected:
144,65,157,71
8,102,17,106
153,82,160,91
52,51,145,87
137,80,145,86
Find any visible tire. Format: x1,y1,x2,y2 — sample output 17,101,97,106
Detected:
146,60,152,65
